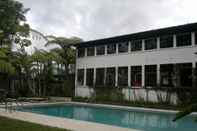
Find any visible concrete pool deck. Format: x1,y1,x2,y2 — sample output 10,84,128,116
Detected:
0,102,140,131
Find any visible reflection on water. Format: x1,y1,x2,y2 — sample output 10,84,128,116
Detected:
20,105,197,131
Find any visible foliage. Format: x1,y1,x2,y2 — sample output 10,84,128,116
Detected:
0,116,69,131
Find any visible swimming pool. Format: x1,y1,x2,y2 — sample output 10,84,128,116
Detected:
18,103,197,131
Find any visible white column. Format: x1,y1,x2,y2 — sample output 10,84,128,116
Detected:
84,68,86,86
157,64,160,86
173,34,176,48
142,65,145,87
104,67,107,85
93,68,96,87
128,66,131,87
116,43,118,54
192,32,195,46
84,48,87,57
95,46,97,56
142,40,145,51
128,41,131,53
157,37,160,49
115,66,118,87
105,45,107,55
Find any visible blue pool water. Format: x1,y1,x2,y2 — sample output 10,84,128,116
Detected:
19,104,197,131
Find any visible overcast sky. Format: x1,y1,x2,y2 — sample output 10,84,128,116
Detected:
19,0,197,41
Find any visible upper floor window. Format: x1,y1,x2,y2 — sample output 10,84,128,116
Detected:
118,42,128,53
160,35,173,48
107,44,116,54
87,47,95,56
145,38,157,50
131,40,142,51
176,33,191,47
78,48,85,58
96,45,105,55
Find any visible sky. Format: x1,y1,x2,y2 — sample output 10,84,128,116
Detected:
19,0,197,41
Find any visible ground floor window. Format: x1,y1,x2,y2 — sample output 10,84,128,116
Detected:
86,68,94,87
96,68,105,86
175,63,192,87
131,66,142,87
145,65,157,87
106,67,115,86
118,67,128,87
160,64,174,87
77,69,84,86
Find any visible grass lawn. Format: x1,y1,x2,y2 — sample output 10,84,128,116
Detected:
0,116,70,131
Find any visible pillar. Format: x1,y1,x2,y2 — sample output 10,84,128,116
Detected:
157,64,160,87
115,66,118,87
142,65,145,87
173,34,176,48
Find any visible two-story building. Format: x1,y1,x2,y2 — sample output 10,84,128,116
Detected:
74,23,197,104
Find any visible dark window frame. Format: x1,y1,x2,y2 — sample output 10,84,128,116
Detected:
118,42,128,53
96,45,105,55
96,68,105,86
176,32,191,47
118,67,128,87
106,67,116,86
86,68,94,87
160,64,174,87
144,38,157,50
107,44,116,54
145,65,157,87
160,35,173,48
78,48,85,58
77,69,84,86
130,40,142,51
87,47,95,56
131,66,142,87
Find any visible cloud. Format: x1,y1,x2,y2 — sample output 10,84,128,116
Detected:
19,0,197,41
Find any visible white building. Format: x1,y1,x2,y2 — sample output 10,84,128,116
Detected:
74,23,197,104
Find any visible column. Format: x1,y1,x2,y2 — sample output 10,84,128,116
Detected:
128,66,131,87
192,32,195,46
142,40,145,51
95,46,97,56
192,62,196,88
85,48,87,57
157,64,160,87
104,67,107,86
115,66,118,87
105,45,107,55
116,43,118,54
128,41,131,53
93,68,96,87
142,65,145,87
84,68,86,86
173,34,176,48
157,37,160,49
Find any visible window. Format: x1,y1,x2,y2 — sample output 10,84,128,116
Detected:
145,65,157,87
106,67,115,86
87,47,95,56
96,45,105,55
160,35,173,48
96,68,105,86
118,42,128,53
176,33,191,47
78,48,85,58
118,67,128,86
86,68,94,86
160,64,174,87
131,66,142,87
175,63,192,87
107,44,116,54
77,69,84,86
131,40,142,51
145,38,157,50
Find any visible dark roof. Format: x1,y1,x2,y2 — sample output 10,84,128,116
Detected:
75,22,197,48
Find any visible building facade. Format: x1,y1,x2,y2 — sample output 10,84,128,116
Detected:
75,23,197,104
